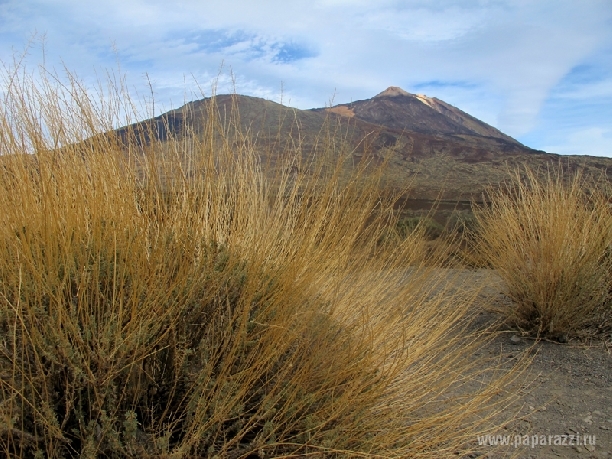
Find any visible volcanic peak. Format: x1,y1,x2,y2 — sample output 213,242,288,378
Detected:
375,86,411,98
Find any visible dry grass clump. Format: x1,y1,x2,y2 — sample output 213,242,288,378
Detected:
0,62,515,458
474,166,612,338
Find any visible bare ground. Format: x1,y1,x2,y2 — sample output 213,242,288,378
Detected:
461,270,612,459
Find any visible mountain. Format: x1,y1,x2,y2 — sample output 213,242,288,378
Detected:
323,86,520,145
117,87,612,217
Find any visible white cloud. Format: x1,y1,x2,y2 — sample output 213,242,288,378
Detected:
555,79,612,100
544,127,612,157
0,0,611,154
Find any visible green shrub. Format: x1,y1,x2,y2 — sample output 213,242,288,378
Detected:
396,216,444,240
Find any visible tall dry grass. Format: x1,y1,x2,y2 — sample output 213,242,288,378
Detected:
474,166,612,338
0,62,516,458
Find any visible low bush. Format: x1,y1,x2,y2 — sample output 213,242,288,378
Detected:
0,61,515,458
396,216,444,240
474,166,612,338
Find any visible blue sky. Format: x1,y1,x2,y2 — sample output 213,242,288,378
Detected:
1,0,611,156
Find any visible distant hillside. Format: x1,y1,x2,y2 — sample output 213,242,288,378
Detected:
116,88,612,215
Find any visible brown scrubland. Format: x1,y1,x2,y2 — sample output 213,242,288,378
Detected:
0,62,609,458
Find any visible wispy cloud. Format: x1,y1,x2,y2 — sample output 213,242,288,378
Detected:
544,127,612,157
0,0,611,155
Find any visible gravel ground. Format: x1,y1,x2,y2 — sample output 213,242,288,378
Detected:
459,270,612,459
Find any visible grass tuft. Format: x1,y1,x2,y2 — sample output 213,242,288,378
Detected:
0,61,517,458
474,166,612,338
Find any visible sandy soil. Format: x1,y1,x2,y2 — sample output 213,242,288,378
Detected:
462,270,612,459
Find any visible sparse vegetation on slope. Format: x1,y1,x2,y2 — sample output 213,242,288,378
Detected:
0,62,516,458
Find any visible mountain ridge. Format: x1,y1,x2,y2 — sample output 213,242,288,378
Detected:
319,86,523,147
116,88,612,208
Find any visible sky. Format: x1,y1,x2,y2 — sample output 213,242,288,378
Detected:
0,0,611,156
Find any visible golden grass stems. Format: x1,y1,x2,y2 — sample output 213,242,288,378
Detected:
0,61,518,458
474,166,612,338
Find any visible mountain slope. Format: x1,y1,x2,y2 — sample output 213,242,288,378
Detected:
323,86,520,145
116,88,612,207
